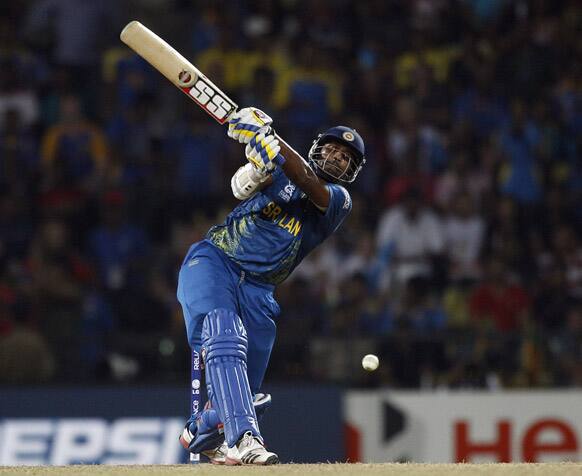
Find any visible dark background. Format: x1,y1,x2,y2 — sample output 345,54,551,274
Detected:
0,0,581,391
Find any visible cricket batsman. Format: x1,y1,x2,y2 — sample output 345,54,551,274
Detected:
177,107,366,465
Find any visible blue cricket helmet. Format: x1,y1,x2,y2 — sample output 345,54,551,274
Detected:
308,126,366,184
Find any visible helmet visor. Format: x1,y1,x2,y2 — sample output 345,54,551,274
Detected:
309,142,361,183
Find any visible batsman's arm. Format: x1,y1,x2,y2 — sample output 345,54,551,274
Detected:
277,137,330,209
228,107,329,208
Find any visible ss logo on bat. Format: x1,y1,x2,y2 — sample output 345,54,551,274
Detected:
188,78,235,123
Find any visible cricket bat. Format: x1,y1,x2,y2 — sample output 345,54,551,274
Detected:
121,25,217,464
120,20,238,125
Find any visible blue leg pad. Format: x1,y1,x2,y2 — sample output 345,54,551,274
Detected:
202,308,259,447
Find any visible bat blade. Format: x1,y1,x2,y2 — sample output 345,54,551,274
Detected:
120,21,238,124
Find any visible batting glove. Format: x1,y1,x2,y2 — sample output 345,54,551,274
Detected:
228,107,273,144
231,163,270,200
245,132,285,172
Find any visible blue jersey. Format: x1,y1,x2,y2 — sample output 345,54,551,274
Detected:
206,167,352,284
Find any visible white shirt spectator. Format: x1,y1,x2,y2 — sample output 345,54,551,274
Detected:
444,214,484,280
0,92,39,130
376,205,444,287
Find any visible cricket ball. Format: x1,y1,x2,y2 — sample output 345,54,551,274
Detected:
362,354,379,372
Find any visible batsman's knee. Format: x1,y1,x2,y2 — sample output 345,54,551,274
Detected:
202,308,248,362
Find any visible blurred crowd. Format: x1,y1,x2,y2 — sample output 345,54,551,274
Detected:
0,0,581,389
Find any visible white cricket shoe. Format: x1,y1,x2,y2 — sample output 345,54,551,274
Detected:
202,442,228,464
225,431,279,465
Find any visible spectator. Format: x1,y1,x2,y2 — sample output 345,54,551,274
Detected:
547,225,582,300
0,308,55,384
24,0,121,115
41,94,109,189
394,275,446,334
0,58,40,132
87,191,149,295
434,150,490,211
383,145,436,207
469,258,531,333
28,217,92,378
376,187,445,290
498,100,543,205
548,306,582,386
331,273,389,337
452,68,509,140
273,44,343,150
483,196,528,276
443,191,485,281
0,195,34,265
386,95,448,175
164,110,229,216
442,278,474,329
0,108,39,193
106,93,157,163
533,264,572,331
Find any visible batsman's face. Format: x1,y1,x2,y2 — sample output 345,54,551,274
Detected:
320,142,354,178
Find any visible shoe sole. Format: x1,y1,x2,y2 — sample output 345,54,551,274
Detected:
226,454,279,466
263,454,279,465
201,449,226,465
225,456,240,466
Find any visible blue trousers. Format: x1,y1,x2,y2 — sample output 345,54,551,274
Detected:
177,240,279,394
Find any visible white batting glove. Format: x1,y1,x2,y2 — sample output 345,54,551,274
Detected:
228,107,273,144
231,163,270,200
245,132,285,172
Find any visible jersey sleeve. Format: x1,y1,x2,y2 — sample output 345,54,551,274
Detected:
321,184,352,233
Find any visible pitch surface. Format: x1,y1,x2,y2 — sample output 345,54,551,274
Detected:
1,463,581,475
